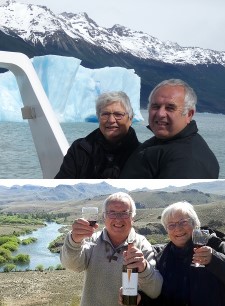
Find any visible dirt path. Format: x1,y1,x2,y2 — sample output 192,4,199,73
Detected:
0,270,84,306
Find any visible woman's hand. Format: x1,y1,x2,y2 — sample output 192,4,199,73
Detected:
192,246,213,265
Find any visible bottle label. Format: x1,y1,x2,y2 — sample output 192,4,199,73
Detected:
122,269,138,296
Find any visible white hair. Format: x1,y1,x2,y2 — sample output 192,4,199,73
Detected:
96,91,134,119
102,192,136,217
161,201,200,230
147,79,197,115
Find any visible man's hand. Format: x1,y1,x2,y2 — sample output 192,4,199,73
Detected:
71,218,99,243
123,244,147,273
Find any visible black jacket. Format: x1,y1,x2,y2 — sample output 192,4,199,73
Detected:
120,120,219,178
140,234,225,306
55,127,139,178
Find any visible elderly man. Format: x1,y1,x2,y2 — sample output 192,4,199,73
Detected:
60,192,163,306
120,79,219,178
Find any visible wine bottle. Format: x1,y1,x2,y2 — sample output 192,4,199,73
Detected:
122,243,138,306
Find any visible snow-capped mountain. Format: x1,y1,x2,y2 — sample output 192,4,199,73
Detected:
1,0,225,113
1,0,225,66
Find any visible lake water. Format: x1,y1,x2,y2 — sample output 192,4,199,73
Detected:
0,222,63,272
0,110,224,178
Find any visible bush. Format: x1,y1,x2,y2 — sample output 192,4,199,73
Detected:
1,241,19,251
55,264,64,270
0,236,20,246
21,237,37,245
0,236,11,245
0,254,7,264
36,264,44,272
3,264,16,272
13,254,30,263
0,247,12,261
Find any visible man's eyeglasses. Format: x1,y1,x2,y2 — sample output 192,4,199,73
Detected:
166,218,192,231
100,111,128,120
105,211,132,219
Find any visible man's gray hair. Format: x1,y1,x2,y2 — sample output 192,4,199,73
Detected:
96,91,134,119
102,192,136,217
147,79,197,115
161,201,200,230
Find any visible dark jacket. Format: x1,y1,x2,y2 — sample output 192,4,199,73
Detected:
140,234,225,306
55,127,139,178
120,120,219,178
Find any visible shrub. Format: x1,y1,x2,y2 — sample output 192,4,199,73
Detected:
0,236,20,246
21,237,37,245
1,241,19,251
55,264,64,270
3,264,16,272
13,254,30,263
0,236,10,245
0,254,7,264
0,247,12,261
36,264,44,272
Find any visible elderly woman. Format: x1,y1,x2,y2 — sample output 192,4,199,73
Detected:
120,201,225,306
55,91,139,178
138,201,225,306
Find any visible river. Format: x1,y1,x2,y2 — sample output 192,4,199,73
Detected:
4,222,64,271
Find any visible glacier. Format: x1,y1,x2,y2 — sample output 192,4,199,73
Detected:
0,54,143,122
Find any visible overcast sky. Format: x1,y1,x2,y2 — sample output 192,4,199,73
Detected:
15,0,225,52
0,179,219,190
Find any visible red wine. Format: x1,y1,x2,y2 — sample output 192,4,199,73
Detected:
122,243,138,305
194,243,204,249
88,220,97,227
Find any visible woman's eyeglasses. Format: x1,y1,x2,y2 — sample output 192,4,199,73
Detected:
166,218,192,231
100,111,128,120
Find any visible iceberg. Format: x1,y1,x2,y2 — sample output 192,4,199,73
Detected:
0,54,143,122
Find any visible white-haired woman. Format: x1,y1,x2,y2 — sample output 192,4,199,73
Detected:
138,201,225,306
55,91,139,178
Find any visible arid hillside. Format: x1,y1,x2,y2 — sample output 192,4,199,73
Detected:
0,270,84,306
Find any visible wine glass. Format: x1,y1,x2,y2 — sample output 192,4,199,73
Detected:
82,207,98,245
191,228,209,267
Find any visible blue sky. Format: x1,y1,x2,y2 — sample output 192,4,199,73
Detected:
14,0,225,52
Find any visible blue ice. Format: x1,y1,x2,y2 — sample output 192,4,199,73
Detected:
0,55,143,122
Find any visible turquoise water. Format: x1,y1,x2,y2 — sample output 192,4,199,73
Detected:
0,111,224,178
0,222,63,272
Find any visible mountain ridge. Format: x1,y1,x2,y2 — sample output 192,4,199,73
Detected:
0,180,225,205
1,1,224,66
1,0,225,113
